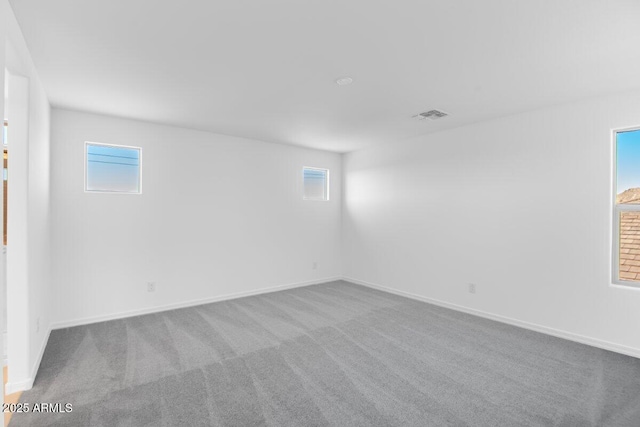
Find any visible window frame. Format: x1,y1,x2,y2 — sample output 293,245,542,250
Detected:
302,166,330,201
612,126,640,288
84,141,142,194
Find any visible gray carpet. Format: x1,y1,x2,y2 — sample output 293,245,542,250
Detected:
11,280,640,426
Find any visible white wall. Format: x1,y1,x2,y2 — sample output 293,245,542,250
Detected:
1,0,52,393
343,90,640,357
51,109,342,326
5,73,30,389
0,0,6,402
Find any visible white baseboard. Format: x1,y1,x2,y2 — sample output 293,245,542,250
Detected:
5,379,31,395
7,277,341,394
51,276,342,330
20,275,638,395
343,276,640,360
4,326,51,394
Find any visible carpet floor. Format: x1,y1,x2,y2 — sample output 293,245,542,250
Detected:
11,280,640,426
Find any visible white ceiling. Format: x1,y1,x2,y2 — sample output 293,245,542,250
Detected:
9,0,640,152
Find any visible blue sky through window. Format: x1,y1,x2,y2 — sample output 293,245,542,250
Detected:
86,143,140,193
617,129,640,194
303,167,328,200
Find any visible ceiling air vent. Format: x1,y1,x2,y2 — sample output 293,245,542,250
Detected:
413,110,448,120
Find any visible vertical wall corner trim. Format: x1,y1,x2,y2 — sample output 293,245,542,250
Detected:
4,326,50,394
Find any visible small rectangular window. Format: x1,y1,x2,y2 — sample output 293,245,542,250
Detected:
613,128,640,286
303,167,329,201
85,142,141,193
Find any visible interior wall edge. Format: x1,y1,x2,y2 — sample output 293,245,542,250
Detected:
4,325,49,394
2,332,6,366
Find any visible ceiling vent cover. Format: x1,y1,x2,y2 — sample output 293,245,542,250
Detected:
414,110,448,120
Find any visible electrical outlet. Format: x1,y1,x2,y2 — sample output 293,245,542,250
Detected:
468,283,476,294
312,261,318,270
147,282,156,292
